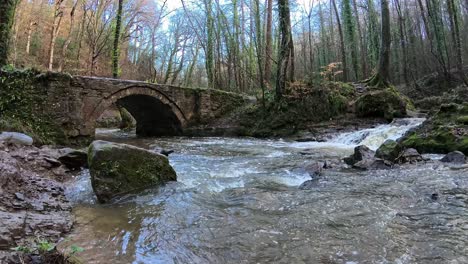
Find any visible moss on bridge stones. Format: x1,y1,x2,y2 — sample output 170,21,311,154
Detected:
188,87,248,125
0,69,69,145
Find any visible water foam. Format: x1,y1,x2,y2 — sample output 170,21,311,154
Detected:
329,118,425,150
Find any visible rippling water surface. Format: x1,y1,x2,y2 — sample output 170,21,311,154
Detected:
64,119,468,264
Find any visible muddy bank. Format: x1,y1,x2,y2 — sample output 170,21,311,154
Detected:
0,142,80,263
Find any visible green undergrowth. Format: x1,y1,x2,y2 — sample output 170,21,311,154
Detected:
12,238,83,264
401,103,468,155
238,81,354,137
355,86,410,120
0,68,66,145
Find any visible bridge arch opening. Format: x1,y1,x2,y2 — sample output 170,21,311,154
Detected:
92,87,186,137
117,94,182,136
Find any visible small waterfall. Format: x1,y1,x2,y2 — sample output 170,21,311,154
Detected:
329,118,425,150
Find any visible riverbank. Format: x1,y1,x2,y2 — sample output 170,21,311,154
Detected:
0,140,84,263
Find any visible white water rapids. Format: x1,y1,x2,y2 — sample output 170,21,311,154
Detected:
63,118,468,264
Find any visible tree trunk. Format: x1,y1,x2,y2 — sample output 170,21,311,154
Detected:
48,0,64,71
184,44,199,87
342,0,359,80
171,41,186,85
204,0,215,88
352,0,367,78
112,0,123,78
264,0,273,86
0,0,16,67
331,0,348,82
366,0,391,87
25,21,36,55
59,0,78,72
447,0,467,85
276,0,294,101
253,0,266,107
394,0,409,85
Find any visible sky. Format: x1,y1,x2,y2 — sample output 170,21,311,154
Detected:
162,0,318,14
157,0,319,32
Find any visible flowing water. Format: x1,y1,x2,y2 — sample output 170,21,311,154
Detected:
63,118,468,264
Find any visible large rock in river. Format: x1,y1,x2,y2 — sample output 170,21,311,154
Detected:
88,140,177,203
441,151,466,164
344,145,392,170
344,145,375,166
375,139,403,162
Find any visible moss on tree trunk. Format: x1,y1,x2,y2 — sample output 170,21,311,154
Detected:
0,0,16,66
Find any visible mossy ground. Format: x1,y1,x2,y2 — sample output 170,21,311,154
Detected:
237,81,354,137
355,87,408,121
401,103,468,155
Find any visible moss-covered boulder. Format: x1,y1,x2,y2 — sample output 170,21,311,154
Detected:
375,139,402,162
400,103,468,155
88,140,177,203
355,88,407,120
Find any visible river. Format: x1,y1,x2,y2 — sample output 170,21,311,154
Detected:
63,118,468,264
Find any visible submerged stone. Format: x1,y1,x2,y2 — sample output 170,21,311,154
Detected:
304,162,323,177
298,179,320,190
441,151,466,164
88,140,177,203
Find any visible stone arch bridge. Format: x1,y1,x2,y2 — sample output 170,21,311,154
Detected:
41,74,246,140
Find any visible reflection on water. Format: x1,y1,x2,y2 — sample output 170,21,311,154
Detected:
63,119,468,263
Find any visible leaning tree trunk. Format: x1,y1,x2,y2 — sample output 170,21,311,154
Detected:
0,0,16,67
366,0,391,88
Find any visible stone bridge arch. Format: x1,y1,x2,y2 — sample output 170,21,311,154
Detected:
89,85,188,136
30,73,246,142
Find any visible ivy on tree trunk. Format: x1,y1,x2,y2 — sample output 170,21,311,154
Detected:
0,0,15,67
366,0,391,88
112,0,124,78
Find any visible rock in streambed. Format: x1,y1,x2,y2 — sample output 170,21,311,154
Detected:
88,140,177,203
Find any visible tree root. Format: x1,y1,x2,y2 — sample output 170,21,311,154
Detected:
363,73,390,89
